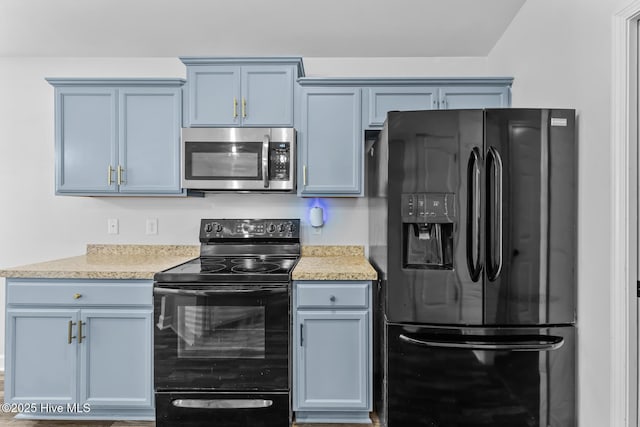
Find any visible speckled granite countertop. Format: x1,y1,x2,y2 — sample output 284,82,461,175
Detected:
0,244,199,280
0,244,377,281
293,245,377,280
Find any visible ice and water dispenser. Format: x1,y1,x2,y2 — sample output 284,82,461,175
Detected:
401,193,455,269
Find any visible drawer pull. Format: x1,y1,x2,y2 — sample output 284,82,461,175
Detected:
73,293,82,299
68,321,76,344
329,295,336,302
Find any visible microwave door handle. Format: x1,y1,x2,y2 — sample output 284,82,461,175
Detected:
262,135,270,188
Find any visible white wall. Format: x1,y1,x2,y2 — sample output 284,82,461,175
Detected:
487,0,630,425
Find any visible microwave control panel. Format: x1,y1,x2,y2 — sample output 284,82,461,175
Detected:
270,142,290,181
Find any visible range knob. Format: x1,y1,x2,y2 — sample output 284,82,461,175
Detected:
278,223,286,233
285,222,296,233
214,223,223,233
204,223,213,233
267,223,277,233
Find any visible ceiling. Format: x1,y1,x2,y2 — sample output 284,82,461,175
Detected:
0,0,526,58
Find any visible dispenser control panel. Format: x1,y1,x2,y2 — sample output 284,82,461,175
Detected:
401,193,455,223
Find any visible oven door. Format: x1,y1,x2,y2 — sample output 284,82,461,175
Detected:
154,283,289,391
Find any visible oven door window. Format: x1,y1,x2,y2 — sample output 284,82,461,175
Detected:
154,285,289,391
185,141,262,180
177,304,266,359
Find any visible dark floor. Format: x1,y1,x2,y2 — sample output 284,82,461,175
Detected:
0,375,378,426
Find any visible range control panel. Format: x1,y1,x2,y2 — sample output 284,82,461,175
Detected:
200,218,300,241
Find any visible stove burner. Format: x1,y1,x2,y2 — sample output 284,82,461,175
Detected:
231,261,280,274
230,257,263,263
200,263,226,273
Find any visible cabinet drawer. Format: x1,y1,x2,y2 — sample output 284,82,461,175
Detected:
296,282,369,309
6,279,152,306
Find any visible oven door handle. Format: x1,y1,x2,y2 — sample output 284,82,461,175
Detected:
172,399,273,409
154,286,287,296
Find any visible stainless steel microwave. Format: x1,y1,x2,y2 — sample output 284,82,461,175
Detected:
182,128,295,191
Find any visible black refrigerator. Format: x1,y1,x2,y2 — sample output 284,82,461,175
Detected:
367,109,576,427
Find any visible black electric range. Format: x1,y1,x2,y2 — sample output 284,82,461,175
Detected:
153,218,300,427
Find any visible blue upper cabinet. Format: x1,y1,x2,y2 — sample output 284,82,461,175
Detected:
299,86,362,196
54,87,118,193
118,87,182,194
439,84,511,109
186,66,240,126
363,78,513,129
366,86,438,127
181,57,304,127
47,79,185,196
297,77,512,197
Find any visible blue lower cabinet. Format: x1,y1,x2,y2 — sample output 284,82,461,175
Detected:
6,309,79,406
79,309,153,409
293,281,372,424
4,279,154,420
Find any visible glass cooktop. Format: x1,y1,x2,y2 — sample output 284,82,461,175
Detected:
154,256,299,283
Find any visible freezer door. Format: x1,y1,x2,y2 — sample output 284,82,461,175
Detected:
484,109,576,325
385,323,576,427
385,110,485,324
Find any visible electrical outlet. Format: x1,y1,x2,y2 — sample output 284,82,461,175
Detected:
146,218,158,235
107,218,119,234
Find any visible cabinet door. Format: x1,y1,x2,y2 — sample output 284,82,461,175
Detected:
186,66,240,126
439,86,510,109
5,309,79,404
366,87,437,128
55,87,117,193
79,309,153,409
118,87,182,194
295,310,369,410
300,87,362,195
240,65,294,127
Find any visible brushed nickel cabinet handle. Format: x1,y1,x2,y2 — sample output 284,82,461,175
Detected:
68,321,76,344
233,97,238,118
242,97,247,118
107,165,114,186
117,165,125,185
303,165,307,187
73,293,82,299
78,320,86,344
300,324,304,347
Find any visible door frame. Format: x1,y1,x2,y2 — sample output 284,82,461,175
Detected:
612,3,640,427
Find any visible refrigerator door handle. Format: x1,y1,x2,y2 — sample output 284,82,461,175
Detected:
399,333,564,352
486,146,504,281
466,148,483,281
